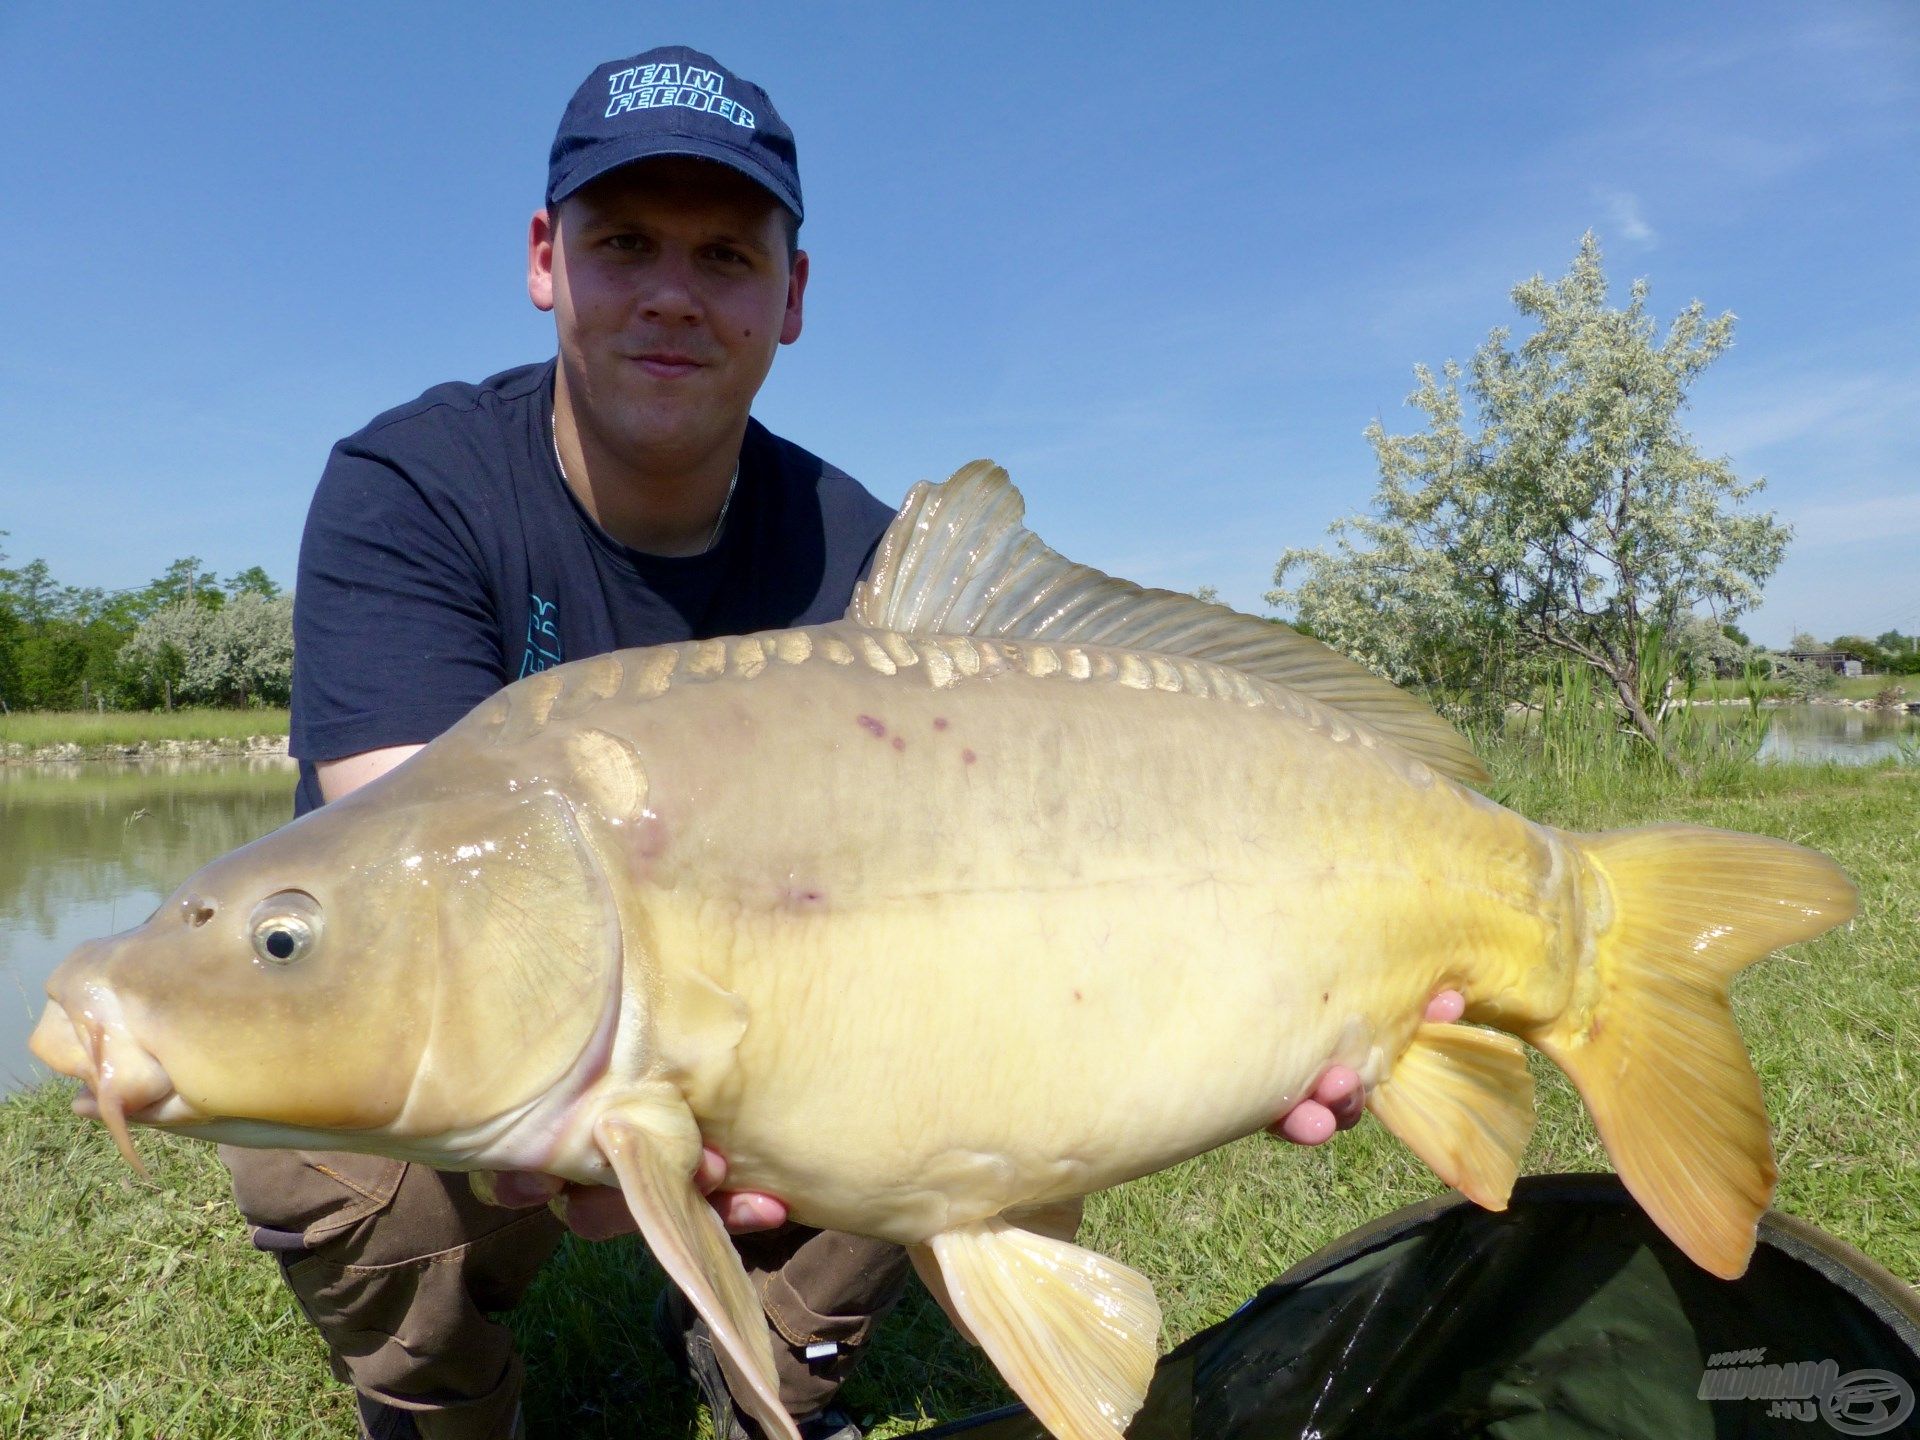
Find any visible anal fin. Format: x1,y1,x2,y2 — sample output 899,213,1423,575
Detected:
1003,1195,1085,1244
1367,1021,1535,1209
594,1090,797,1440
908,1244,978,1347
907,1200,1083,1349
928,1217,1160,1440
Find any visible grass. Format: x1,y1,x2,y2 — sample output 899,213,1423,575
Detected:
2,752,1914,1437
0,708,289,753
1692,671,1917,703
1828,672,1919,702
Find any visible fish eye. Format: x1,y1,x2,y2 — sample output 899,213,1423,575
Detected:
249,891,322,967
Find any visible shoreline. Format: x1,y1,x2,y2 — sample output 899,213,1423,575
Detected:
0,734,292,766
1686,694,1917,710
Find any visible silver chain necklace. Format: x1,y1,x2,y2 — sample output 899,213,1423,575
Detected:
551,412,739,554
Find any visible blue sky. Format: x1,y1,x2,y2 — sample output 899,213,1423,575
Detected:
0,2,1913,647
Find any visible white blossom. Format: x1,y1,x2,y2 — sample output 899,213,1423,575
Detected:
121,592,293,707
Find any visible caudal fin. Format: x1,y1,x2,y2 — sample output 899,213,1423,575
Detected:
1530,824,1857,1279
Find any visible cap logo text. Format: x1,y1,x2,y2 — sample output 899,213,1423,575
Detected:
604,63,755,128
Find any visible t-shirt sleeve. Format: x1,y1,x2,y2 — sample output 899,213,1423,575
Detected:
289,443,506,765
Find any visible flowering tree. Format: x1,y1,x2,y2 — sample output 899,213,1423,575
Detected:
1269,234,1789,761
121,591,293,709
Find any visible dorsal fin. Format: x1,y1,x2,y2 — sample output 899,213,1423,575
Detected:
851,461,1488,785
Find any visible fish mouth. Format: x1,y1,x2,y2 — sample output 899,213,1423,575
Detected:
29,993,178,1176
72,1086,196,1129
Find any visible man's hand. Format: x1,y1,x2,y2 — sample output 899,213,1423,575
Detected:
473,1147,789,1240
1268,989,1466,1145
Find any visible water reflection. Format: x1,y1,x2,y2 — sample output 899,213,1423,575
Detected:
1,756,294,1093
1753,703,1920,765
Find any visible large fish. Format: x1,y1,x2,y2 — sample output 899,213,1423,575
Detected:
31,465,1855,1440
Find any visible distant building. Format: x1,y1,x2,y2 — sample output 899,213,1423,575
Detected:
1788,650,1864,677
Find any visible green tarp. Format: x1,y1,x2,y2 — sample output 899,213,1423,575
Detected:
922,1174,1919,1439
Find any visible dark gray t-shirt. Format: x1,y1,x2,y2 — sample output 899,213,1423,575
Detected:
290,359,895,816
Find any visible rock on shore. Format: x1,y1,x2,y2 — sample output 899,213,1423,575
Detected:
0,735,292,765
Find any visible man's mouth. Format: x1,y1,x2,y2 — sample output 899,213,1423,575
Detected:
633,353,705,379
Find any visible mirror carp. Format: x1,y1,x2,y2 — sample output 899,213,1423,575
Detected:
31,464,1857,1440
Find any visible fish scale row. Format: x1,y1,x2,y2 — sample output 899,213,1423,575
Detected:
474,623,1440,792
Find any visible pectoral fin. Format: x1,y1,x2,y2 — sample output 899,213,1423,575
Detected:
1368,1021,1534,1209
594,1092,797,1440
928,1217,1160,1440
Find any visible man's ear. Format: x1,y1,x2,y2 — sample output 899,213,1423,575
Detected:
528,209,557,313
780,250,808,345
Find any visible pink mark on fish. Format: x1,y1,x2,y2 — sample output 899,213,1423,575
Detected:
630,812,671,881
961,748,977,765
781,885,830,911
891,736,906,751
857,715,886,739
933,717,949,731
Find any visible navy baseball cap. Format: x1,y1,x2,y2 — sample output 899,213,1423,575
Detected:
546,46,802,220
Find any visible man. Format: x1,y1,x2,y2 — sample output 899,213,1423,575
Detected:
228,44,1459,1440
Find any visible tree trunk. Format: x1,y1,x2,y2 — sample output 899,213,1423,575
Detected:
1612,668,1695,777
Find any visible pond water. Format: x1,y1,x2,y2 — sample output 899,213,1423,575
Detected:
2,756,295,1096
1753,702,1920,765
4,705,1914,1096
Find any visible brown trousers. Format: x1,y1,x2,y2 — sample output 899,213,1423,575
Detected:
223,1146,911,1440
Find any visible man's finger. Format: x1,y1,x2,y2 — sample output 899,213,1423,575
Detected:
1271,1099,1338,1145
695,1146,727,1195
1267,995,1468,1150
694,1143,790,1232
1313,1064,1366,1130
1425,989,1466,1024
712,1190,789,1233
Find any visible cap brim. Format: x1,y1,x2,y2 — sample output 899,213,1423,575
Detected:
548,134,802,220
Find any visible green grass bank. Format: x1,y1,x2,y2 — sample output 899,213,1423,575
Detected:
0,708,289,761
3,755,1914,1438
1694,671,1917,703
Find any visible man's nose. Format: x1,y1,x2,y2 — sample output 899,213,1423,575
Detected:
636,254,703,325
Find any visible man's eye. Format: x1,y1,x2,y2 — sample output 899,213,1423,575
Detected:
706,246,748,266
605,234,648,253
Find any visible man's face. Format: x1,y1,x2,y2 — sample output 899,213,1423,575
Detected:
529,157,806,472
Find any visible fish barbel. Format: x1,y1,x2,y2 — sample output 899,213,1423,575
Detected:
31,463,1856,1440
